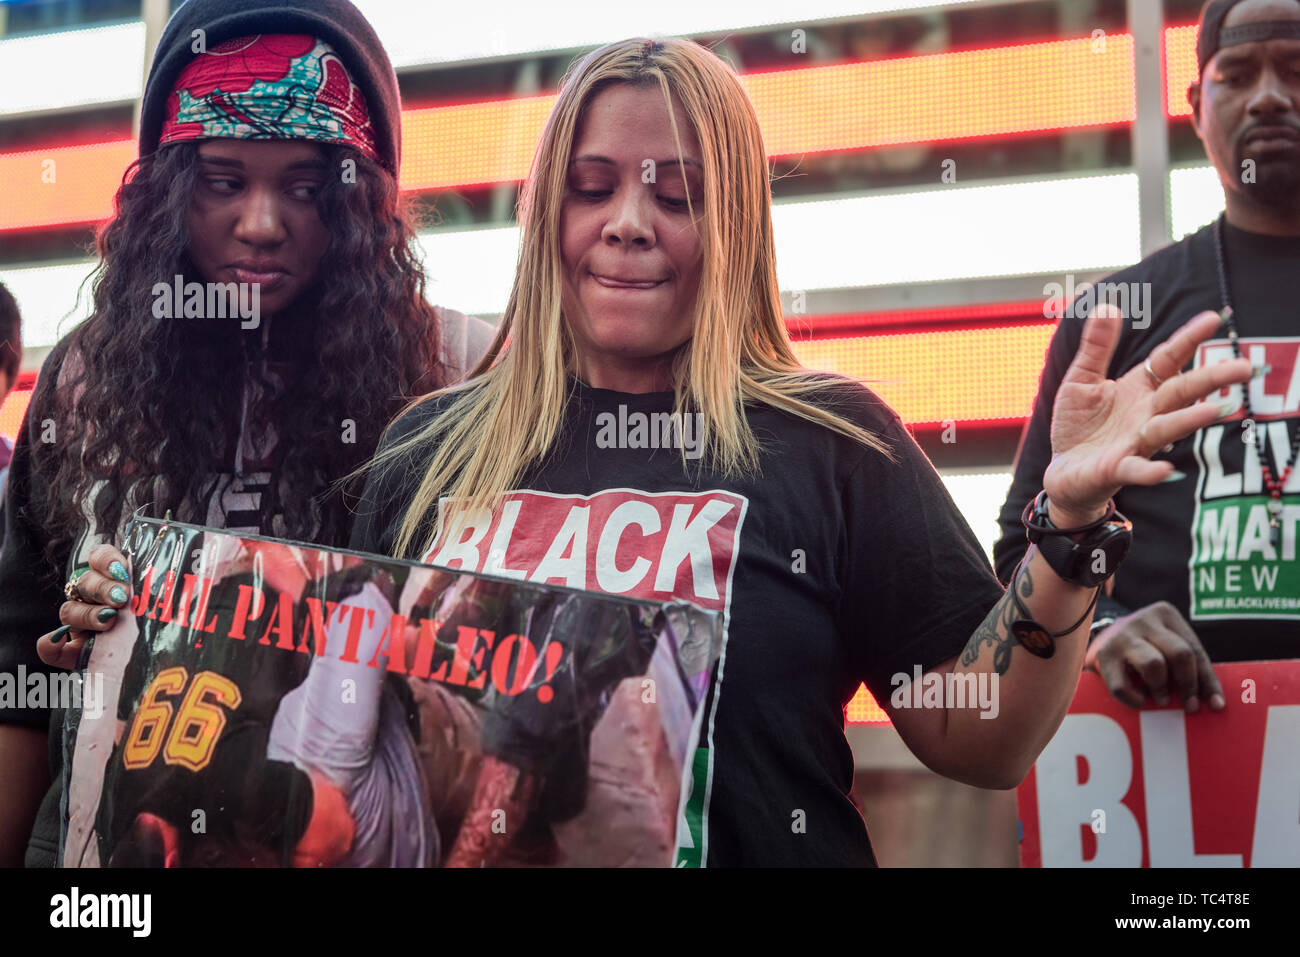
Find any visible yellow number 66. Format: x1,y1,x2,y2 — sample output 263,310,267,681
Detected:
122,667,242,772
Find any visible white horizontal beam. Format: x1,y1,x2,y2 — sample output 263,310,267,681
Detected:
0,22,145,116
354,0,980,70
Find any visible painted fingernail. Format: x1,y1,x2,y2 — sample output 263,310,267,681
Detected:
1186,695,1200,713
109,585,127,604
1160,470,1187,483
1252,364,1272,379
49,625,71,643
109,561,128,583
1211,693,1225,709
1215,402,1238,420
96,607,117,624
1218,308,1233,328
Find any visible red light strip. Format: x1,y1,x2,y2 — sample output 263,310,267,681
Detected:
3,28,1215,233
787,299,1047,339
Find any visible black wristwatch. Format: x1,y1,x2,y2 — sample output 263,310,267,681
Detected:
1022,491,1133,588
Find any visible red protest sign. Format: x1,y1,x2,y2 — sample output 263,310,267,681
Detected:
1018,661,1300,867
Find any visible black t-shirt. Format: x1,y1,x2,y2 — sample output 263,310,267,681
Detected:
349,375,1003,866
995,219,1300,662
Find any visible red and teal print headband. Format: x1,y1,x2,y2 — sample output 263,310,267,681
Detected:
157,34,379,162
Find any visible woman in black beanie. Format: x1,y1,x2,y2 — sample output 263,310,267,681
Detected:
0,0,490,866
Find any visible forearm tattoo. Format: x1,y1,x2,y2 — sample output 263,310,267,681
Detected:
959,561,1035,676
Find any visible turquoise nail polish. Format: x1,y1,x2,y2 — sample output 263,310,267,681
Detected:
109,585,127,604
1251,364,1272,380
1160,470,1187,483
50,625,71,643
96,607,117,624
109,561,128,583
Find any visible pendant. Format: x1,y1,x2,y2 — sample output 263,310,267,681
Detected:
1268,497,1284,518
1011,619,1056,659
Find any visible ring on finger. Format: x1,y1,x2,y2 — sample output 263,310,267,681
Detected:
1144,357,1165,387
64,573,88,603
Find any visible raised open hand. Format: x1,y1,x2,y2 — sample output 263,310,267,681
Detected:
1043,305,1254,526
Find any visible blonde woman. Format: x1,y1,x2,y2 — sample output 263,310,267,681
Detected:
349,37,1250,867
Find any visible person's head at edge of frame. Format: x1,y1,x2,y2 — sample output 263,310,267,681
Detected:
0,280,20,467
0,280,19,412
32,0,449,569
374,37,898,562
1189,0,1300,231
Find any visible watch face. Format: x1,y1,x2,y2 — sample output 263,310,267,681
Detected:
1085,526,1133,585
1012,619,1056,658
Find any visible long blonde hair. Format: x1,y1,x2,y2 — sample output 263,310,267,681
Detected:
373,37,894,560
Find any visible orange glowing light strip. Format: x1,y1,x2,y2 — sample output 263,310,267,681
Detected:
747,34,1135,156
847,685,889,725
0,383,33,442
1166,24,1199,118
0,140,138,231
403,34,1137,191
790,321,1056,427
3,30,1159,232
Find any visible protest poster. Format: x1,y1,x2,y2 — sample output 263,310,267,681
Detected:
61,514,721,868
1018,663,1300,867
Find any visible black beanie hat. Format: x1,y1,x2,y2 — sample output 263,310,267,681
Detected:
139,0,402,177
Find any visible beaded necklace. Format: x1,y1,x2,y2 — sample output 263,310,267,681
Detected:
1212,214,1299,548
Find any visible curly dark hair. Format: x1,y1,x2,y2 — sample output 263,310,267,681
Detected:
33,140,448,569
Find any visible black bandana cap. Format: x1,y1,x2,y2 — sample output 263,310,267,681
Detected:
1197,0,1300,76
